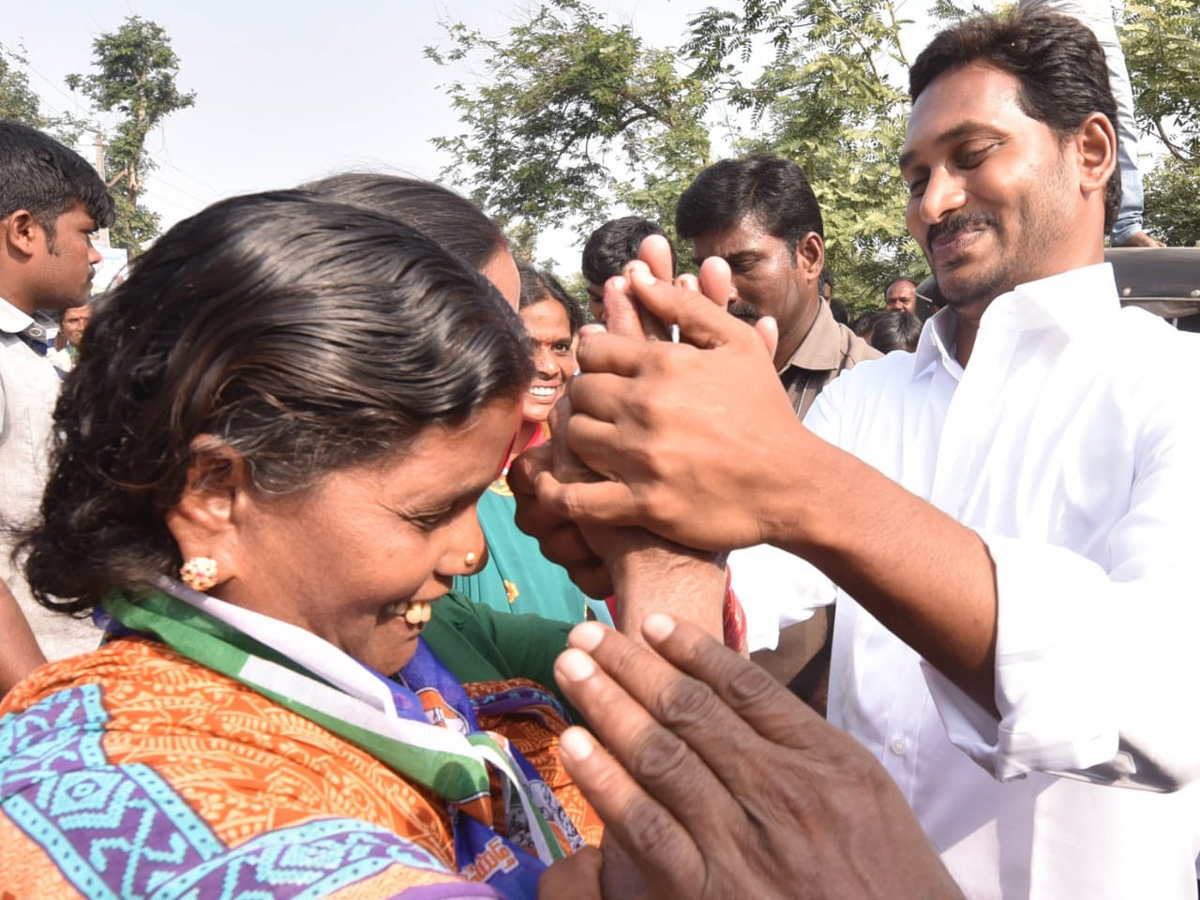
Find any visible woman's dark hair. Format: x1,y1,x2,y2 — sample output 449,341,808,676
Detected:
517,260,586,334
909,11,1120,233
20,191,532,615
304,172,508,271
676,155,824,257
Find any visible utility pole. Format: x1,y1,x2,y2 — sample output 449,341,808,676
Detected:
91,131,111,248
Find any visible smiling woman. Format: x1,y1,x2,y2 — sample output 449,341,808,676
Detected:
451,261,611,627
0,192,601,899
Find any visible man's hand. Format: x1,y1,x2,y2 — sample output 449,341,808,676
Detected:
538,846,603,900
553,618,964,900
511,234,744,602
531,261,801,552
511,442,613,599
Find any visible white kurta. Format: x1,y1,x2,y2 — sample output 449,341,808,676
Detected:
801,264,1200,898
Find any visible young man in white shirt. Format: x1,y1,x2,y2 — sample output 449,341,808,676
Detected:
0,121,114,673
517,10,1200,897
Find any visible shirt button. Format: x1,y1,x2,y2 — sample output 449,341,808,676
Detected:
889,736,909,756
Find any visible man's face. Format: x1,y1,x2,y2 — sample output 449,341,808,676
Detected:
60,304,91,347
691,216,819,367
885,280,917,313
33,204,102,310
900,63,1080,321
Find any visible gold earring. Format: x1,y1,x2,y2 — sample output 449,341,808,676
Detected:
464,551,478,568
180,557,220,592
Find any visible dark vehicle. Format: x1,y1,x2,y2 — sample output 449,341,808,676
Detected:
1108,248,1200,333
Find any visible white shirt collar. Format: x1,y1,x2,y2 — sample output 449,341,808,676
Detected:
912,262,1119,379
0,294,35,335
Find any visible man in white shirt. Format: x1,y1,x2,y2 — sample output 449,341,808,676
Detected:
0,121,114,669
519,10,1200,897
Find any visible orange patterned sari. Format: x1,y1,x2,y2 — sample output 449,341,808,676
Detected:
0,637,601,899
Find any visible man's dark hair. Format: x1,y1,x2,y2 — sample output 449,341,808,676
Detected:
581,216,674,285
676,155,824,260
909,12,1120,233
870,310,923,354
517,259,586,334
306,173,507,271
0,120,114,242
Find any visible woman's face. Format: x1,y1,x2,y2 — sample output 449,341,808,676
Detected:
215,398,520,674
519,298,575,425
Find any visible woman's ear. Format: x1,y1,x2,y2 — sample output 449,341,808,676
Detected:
165,436,250,587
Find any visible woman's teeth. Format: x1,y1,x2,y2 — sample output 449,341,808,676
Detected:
528,385,558,398
383,600,432,624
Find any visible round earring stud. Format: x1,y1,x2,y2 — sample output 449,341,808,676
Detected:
464,551,478,568
179,556,220,592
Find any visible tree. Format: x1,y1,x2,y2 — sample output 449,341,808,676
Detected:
1121,0,1200,245
426,0,713,248
687,0,925,316
0,44,89,144
67,16,195,252
428,0,928,316
0,46,42,125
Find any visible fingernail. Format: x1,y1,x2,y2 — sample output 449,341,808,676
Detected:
643,613,677,643
559,726,595,762
569,620,607,652
556,647,596,682
630,263,653,284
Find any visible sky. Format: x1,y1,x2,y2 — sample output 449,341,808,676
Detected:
4,0,936,272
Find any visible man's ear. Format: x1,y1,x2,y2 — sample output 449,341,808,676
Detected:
796,232,825,283
1075,111,1118,201
2,210,44,259
164,436,250,586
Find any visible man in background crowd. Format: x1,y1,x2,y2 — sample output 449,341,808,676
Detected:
884,274,919,314
0,121,113,667
47,300,92,373
675,154,877,420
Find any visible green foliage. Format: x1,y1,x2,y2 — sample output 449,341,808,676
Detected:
0,46,42,124
427,0,927,315
0,45,89,144
67,16,195,252
1120,0,1200,247
690,0,925,315
1121,0,1200,162
1143,157,1200,247
426,0,712,245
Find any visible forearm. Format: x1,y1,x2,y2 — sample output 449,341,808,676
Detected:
767,426,998,714
606,538,726,647
0,578,46,696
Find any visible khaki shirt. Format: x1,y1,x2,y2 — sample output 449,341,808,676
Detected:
779,299,880,419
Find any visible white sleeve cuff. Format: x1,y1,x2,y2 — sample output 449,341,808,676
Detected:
729,545,837,653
